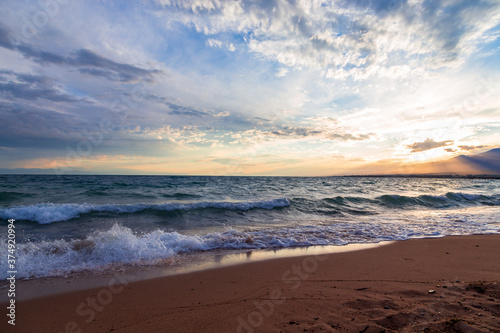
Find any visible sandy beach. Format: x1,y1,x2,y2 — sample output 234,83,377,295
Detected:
2,234,499,333
2,0,500,331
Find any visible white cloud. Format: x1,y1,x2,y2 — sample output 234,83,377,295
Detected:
275,67,288,77
206,38,223,48
155,0,500,80
206,38,236,51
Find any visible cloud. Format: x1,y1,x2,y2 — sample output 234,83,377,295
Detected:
325,132,373,141
72,49,160,82
271,127,323,137
78,68,125,81
0,2,498,175
155,0,500,80
121,92,220,118
206,38,223,48
0,70,79,102
458,145,488,151
0,102,86,147
0,25,14,49
343,0,407,15
226,125,373,145
234,112,377,143
214,111,230,117
0,26,160,83
15,44,67,64
406,138,454,153
167,102,210,117
275,67,289,77
206,38,236,52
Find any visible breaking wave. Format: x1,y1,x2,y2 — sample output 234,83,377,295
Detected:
1,217,498,279
0,198,291,224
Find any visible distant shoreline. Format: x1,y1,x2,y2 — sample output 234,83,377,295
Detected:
342,174,500,179
1,173,499,179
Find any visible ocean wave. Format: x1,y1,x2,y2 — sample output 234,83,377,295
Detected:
0,191,32,203
1,192,497,224
288,192,499,216
375,192,498,208
82,189,109,196
1,217,498,279
291,197,378,216
0,198,291,224
161,193,203,199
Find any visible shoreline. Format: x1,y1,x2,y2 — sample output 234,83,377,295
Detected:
0,241,392,302
2,234,499,332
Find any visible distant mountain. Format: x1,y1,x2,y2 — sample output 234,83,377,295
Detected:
420,148,500,175
0,168,61,174
453,148,500,174
346,148,500,176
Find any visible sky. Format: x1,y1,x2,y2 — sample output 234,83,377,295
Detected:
0,0,499,176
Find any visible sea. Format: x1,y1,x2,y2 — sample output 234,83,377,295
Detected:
0,175,499,280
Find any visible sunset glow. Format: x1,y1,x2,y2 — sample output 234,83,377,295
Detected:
1,1,499,175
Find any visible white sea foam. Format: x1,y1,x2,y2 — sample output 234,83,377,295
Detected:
1,210,498,280
0,198,291,224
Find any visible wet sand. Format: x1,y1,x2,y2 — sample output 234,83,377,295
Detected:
1,234,499,332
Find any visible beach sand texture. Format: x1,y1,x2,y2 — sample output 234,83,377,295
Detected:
1,234,499,333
